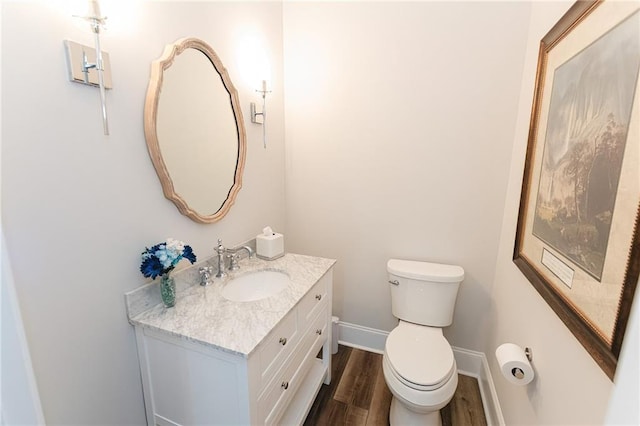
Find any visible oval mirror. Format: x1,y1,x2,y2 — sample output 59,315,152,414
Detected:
144,37,246,223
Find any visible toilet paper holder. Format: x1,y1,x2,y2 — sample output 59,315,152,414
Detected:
511,347,533,379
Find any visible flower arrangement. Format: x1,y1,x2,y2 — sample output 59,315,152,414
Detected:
140,238,197,279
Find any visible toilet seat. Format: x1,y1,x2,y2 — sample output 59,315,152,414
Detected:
385,322,455,391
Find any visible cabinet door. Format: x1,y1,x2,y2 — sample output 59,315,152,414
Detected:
139,329,249,426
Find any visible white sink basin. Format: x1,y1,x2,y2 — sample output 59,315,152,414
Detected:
222,270,291,302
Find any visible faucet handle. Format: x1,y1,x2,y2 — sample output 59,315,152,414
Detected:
199,266,213,286
229,253,240,271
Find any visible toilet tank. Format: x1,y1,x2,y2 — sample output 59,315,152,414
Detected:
387,259,464,327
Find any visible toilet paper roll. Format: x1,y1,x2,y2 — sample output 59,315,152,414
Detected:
495,343,534,386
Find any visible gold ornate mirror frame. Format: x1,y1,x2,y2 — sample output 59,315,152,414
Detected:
144,37,246,223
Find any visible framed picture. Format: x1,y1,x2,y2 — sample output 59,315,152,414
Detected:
514,0,640,379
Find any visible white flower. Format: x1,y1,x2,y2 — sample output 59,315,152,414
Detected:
160,238,187,268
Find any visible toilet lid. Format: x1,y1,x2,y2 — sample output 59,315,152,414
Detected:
385,323,455,390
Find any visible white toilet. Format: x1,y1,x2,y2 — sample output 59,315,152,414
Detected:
382,259,464,426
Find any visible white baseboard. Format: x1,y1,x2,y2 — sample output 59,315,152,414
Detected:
337,321,504,426
337,321,387,354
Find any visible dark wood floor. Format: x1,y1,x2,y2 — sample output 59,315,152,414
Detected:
304,345,487,426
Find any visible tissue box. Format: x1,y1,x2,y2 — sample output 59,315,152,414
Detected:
256,232,284,260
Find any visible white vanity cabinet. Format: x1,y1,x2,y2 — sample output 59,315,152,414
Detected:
132,267,333,426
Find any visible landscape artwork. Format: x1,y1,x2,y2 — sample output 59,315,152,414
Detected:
532,11,640,281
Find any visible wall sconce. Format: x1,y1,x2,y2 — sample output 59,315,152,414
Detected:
64,0,112,135
250,80,271,148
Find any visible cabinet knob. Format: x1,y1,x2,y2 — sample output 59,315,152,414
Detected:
281,381,289,390
315,294,322,301
279,337,287,346
316,329,322,335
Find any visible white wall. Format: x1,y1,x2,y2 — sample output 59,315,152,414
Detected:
605,285,640,425
485,2,618,424
1,1,285,423
283,1,531,351
1,231,45,426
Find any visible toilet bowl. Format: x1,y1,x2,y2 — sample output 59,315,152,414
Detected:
382,322,458,426
383,259,464,426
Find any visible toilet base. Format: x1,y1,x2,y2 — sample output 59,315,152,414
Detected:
389,397,442,426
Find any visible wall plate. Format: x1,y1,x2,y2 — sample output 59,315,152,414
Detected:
250,102,264,124
63,40,113,89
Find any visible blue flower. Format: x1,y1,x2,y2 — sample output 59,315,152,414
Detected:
139,238,197,279
183,245,196,263
140,256,164,279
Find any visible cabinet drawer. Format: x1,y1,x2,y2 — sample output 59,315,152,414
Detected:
301,305,329,387
258,337,307,425
306,307,329,360
258,310,299,389
297,273,329,330
260,305,329,425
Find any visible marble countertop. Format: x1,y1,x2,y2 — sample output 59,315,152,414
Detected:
126,253,335,357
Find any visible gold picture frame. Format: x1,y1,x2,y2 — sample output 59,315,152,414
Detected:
514,0,640,379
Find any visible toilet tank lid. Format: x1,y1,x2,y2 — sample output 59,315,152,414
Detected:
387,259,464,282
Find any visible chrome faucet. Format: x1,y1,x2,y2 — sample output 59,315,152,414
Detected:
214,239,227,278
229,245,255,271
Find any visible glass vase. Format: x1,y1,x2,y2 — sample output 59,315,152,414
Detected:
160,274,176,308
